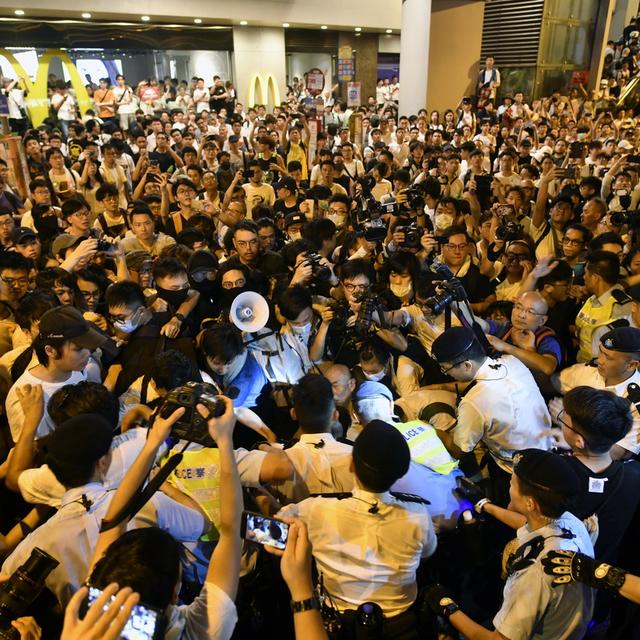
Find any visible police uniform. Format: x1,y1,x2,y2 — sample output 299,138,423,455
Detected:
575,285,630,363
278,421,436,618
493,450,595,640
556,327,640,455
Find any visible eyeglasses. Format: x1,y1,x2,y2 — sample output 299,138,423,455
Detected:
71,210,91,218
53,287,75,297
0,275,29,287
222,278,246,289
513,302,545,317
445,242,468,252
556,409,590,445
562,237,584,246
343,282,369,293
236,239,259,248
505,253,529,262
80,289,100,300
176,189,195,196
439,360,463,375
191,270,215,283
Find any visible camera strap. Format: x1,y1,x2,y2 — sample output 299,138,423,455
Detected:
100,436,189,533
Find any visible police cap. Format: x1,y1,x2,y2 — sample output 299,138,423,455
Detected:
431,326,478,364
600,326,640,354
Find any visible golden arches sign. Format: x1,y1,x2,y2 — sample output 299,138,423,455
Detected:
246,73,281,109
0,48,92,126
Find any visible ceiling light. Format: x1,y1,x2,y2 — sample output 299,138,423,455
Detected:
386,29,392,33
240,20,248,25
81,12,91,18
321,25,328,30
141,15,150,21
282,22,289,27
14,9,24,15
354,27,361,32
194,18,202,24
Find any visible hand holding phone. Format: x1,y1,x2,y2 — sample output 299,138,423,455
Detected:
242,511,289,550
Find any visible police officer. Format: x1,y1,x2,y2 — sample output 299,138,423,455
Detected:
431,326,552,504
554,326,640,458
278,420,436,626
426,449,595,640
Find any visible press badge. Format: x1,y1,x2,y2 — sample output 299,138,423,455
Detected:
588,477,607,493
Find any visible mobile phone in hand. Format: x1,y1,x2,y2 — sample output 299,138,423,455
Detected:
241,511,289,550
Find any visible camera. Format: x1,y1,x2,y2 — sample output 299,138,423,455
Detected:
361,218,387,243
398,222,424,249
495,220,524,242
96,238,117,253
353,291,382,336
402,185,425,211
422,261,468,316
0,548,58,640
243,169,255,180
610,210,640,229
159,382,226,447
305,251,332,282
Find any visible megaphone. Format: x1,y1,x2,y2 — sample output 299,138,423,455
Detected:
229,291,270,333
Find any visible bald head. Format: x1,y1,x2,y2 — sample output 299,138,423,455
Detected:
512,291,549,330
325,364,356,406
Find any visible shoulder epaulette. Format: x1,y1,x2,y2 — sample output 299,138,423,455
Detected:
389,492,431,505
309,492,353,500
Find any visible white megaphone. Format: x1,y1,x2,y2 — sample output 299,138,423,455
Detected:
229,291,270,333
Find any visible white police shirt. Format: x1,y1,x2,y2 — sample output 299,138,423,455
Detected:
454,355,552,472
493,512,594,640
557,363,640,454
279,488,436,617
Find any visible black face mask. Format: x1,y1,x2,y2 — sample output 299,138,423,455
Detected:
219,285,251,308
220,162,231,171
156,285,189,309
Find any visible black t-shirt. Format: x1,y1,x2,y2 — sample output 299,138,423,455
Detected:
459,263,495,304
273,198,300,218
210,85,226,113
546,298,580,363
565,456,640,563
149,150,175,173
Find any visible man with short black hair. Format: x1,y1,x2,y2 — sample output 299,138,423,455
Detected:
121,207,176,257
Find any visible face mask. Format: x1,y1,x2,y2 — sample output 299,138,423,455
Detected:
327,212,346,229
435,213,454,231
363,369,386,382
156,285,189,309
220,162,231,171
289,322,312,341
113,306,152,334
390,282,413,299
289,231,302,242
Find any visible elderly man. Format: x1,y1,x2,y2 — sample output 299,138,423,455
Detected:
475,290,564,377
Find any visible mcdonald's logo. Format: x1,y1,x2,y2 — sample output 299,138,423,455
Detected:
246,73,281,108
0,48,92,127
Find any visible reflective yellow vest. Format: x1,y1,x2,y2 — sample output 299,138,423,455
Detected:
393,420,458,475
575,294,618,362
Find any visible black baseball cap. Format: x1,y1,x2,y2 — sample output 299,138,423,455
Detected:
274,176,297,192
11,227,38,245
39,306,107,350
513,449,580,498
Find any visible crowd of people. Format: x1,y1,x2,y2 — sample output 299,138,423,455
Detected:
0,18,640,640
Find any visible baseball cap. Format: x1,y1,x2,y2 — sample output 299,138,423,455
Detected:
39,306,107,350
11,227,37,245
513,448,580,498
285,212,306,228
274,176,297,193
51,233,83,257
354,381,394,404
618,139,634,151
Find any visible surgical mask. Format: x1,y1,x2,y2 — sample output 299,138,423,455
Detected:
289,322,312,342
156,285,189,309
390,282,413,299
327,212,346,228
435,213,454,231
363,369,386,382
289,231,302,242
113,306,151,334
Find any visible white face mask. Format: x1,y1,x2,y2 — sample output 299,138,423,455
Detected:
289,322,312,342
436,213,454,231
390,282,413,299
289,231,302,242
113,319,138,334
112,306,151,334
327,212,346,228
363,369,386,382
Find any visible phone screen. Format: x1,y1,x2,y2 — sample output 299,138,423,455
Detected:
242,511,289,549
85,586,160,640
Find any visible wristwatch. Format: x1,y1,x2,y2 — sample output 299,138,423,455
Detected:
173,313,185,323
438,597,460,618
290,596,320,613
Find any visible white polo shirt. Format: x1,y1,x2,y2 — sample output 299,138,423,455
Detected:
454,355,552,472
557,364,640,454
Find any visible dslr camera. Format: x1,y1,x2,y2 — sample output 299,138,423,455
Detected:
159,382,226,447
422,261,468,315
305,251,332,282
610,210,640,229
398,222,424,249
0,548,58,640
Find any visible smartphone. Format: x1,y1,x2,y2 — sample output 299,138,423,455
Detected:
149,159,160,167
496,204,515,219
82,586,163,640
241,511,289,550
562,166,577,179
